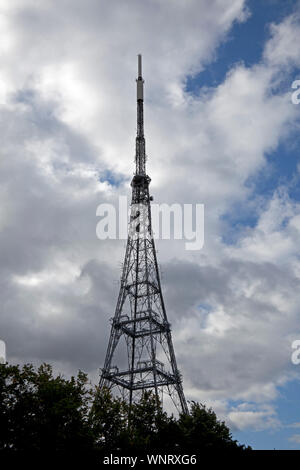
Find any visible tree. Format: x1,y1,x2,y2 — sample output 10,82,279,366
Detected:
0,362,251,455
0,362,93,453
178,401,251,451
89,385,128,452
126,391,172,453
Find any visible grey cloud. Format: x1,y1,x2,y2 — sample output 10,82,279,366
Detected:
1,0,300,433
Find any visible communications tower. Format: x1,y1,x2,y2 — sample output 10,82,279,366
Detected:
100,55,188,415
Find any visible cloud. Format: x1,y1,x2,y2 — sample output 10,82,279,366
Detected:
0,0,300,431
289,434,300,444
166,191,300,406
264,11,300,68
227,403,280,431
0,0,249,362
288,422,300,428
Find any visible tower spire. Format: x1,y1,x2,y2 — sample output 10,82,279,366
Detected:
99,56,188,416
136,54,145,175
138,53,142,78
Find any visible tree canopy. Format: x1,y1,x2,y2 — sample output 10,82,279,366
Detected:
0,362,251,458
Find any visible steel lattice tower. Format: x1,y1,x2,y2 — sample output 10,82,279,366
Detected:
100,55,188,415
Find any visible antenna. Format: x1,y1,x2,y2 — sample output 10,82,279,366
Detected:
137,54,144,101
99,55,188,416
138,54,142,78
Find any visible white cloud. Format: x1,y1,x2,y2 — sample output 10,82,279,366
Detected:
288,422,300,428
289,434,300,444
228,403,280,431
264,12,300,68
1,0,300,432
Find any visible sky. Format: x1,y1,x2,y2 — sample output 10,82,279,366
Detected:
1,0,300,450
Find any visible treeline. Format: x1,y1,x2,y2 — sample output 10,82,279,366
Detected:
0,363,251,457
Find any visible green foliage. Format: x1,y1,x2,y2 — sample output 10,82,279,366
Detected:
89,385,128,450
0,362,93,453
127,391,171,452
0,362,251,455
179,401,244,451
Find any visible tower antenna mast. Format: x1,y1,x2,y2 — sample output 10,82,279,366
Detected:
100,55,188,415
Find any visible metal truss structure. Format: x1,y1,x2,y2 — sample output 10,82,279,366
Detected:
100,55,188,415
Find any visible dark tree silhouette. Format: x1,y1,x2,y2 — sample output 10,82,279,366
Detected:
0,363,93,453
0,362,251,457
